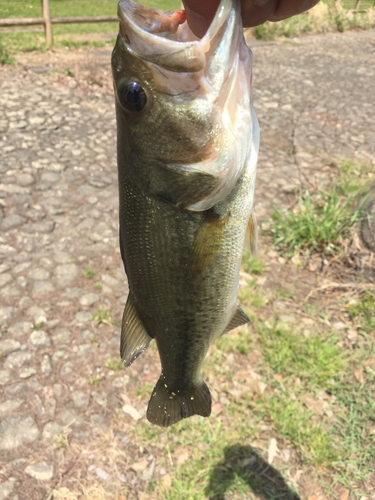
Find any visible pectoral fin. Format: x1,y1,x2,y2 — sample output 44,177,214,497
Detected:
190,210,230,277
223,305,250,335
121,292,152,367
244,210,258,257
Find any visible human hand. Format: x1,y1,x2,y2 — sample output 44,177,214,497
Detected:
182,0,320,38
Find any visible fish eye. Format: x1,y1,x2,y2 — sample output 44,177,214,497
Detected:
118,82,147,112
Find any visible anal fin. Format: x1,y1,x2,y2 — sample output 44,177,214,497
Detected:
244,209,258,257
223,305,250,335
121,292,152,367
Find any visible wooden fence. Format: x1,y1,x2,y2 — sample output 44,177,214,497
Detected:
0,0,118,47
1,0,375,48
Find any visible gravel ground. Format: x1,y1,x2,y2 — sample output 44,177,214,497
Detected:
0,28,374,499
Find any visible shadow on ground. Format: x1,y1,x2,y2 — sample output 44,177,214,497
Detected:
206,445,301,500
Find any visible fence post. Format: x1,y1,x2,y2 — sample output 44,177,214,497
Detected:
42,0,53,47
355,0,361,10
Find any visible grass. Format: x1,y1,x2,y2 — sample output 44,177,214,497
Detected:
269,187,364,256
256,320,348,387
215,327,253,355
105,357,123,371
84,267,95,279
347,291,375,334
92,307,119,326
242,252,264,275
93,282,102,290
88,376,101,387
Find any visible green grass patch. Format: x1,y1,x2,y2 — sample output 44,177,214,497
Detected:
339,159,374,198
215,328,252,355
88,376,101,387
242,251,264,275
92,307,119,326
84,267,95,279
269,187,364,256
257,320,347,387
347,292,375,334
135,382,154,398
105,357,123,371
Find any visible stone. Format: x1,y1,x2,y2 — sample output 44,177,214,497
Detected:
42,422,63,440
112,374,130,389
0,273,12,288
52,350,68,362
7,321,33,337
54,264,79,286
60,409,77,426
4,351,34,369
40,354,53,375
28,377,43,391
0,306,14,323
91,392,107,407
45,398,56,420
0,263,11,274
4,383,28,396
0,214,26,231
53,384,64,398
0,399,24,418
0,478,16,500
32,281,55,295
25,461,54,481
52,327,71,345
0,414,39,450
72,390,89,409
75,311,92,323
19,367,37,379
23,220,55,234
0,370,11,385
79,293,99,306
90,413,107,426
27,268,51,281
40,172,61,183
16,173,35,186
53,252,72,264
28,330,51,348
7,458,27,470
0,339,21,355
60,361,74,375
26,306,47,324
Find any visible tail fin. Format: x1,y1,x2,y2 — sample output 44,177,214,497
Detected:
147,377,212,427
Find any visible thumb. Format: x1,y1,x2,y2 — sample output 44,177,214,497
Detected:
182,0,220,37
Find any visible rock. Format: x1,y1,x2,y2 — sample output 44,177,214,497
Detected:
54,264,79,286
0,339,21,355
79,293,99,306
23,220,55,234
0,214,26,231
26,306,47,324
31,394,45,415
40,172,61,183
27,268,51,281
40,354,53,375
101,274,121,289
75,311,92,323
60,361,74,375
28,330,51,348
72,390,89,409
0,399,24,418
112,375,130,389
45,398,56,420
7,458,27,470
28,377,43,391
91,392,107,407
122,405,142,421
53,384,64,398
52,327,71,345
90,413,107,426
4,383,29,396
0,306,14,323
0,478,16,500
32,281,56,295
25,461,54,481
95,468,109,481
0,370,11,386
7,321,33,337
19,367,37,379
0,414,40,450
16,173,35,186
4,351,34,370
0,273,12,288
42,422,63,440
60,409,77,426
53,252,72,264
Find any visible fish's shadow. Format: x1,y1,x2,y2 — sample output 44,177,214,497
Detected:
205,444,301,500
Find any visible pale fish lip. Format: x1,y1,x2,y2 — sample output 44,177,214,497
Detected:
116,0,237,73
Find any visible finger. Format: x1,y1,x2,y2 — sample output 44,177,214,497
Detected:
182,0,219,38
268,0,320,21
241,0,278,28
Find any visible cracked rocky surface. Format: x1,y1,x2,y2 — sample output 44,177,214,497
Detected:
0,29,374,499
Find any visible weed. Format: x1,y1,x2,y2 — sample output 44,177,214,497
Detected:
257,320,347,387
88,376,101,387
347,292,375,334
93,282,102,290
92,307,119,326
269,188,363,256
0,42,14,65
216,328,252,355
65,67,74,77
339,159,374,198
242,251,264,275
55,433,69,450
84,267,95,278
105,357,123,371
33,322,46,330
135,382,154,398
277,287,296,299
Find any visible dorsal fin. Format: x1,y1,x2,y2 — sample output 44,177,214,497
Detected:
244,209,258,257
120,292,152,367
223,305,250,335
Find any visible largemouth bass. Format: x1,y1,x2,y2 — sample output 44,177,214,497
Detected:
111,0,259,427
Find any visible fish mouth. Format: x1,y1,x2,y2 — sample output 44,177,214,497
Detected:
117,0,236,73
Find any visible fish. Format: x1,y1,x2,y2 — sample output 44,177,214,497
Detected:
111,0,260,427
